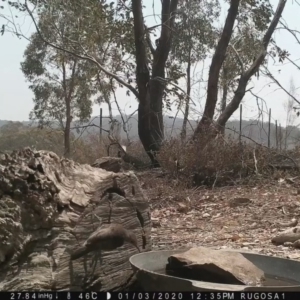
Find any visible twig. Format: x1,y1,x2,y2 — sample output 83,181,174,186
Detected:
228,44,244,74
110,79,131,143
261,66,300,106
212,172,219,189
253,149,259,175
152,76,196,106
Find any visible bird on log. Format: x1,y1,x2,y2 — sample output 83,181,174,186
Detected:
70,223,140,260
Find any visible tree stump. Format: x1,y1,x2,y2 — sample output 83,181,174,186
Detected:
0,148,151,291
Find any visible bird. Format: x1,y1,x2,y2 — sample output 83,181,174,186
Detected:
70,223,140,260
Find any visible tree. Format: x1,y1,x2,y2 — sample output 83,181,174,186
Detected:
20,0,127,157
169,0,219,140
21,32,94,157
131,0,179,166
1,0,178,166
194,0,287,137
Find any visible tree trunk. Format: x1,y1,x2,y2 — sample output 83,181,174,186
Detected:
193,0,286,139
181,50,192,141
220,68,228,134
138,85,163,168
0,148,151,291
64,115,71,158
216,0,287,132
193,0,240,138
62,58,76,159
132,0,178,166
220,69,228,114
220,90,227,114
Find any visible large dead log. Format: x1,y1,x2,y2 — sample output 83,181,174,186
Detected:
0,148,151,291
92,157,123,173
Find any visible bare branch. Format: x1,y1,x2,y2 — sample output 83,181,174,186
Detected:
152,76,196,106
110,79,131,143
132,0,150,100
277,25,300,44
261,66,300,106
70,123,109,132
244,0,287,80
144,25,156,56
228,44,244,74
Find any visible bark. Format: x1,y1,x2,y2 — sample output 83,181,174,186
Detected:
92,157,122,173
64,115,71,158
220,68,228,114
111,79,131,143
220,86,228,115
220,68,228,134
216,0,287,131
0,148,151,291
132,0,178,167
62,58,77,158
181,48,192,141
193,0,240,138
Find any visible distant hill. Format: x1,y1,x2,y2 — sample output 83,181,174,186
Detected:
1,115,299,149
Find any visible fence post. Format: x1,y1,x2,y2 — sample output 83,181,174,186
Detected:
279,123,282,151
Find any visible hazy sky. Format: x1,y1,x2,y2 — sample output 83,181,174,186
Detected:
0,0,299,127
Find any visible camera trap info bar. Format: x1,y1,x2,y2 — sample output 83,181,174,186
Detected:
5,291,298,300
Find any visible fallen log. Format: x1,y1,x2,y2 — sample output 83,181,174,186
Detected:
0,148,151,291
272,227,300,246
91,157,122,173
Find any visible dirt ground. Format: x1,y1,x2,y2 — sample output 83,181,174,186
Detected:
137,170,300,260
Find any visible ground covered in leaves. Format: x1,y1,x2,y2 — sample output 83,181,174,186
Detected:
137,169,300,260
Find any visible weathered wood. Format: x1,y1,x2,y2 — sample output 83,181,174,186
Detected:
0,148,151,291
272,227,300,245
92,157,122,173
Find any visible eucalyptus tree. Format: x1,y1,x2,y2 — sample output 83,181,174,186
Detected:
170,0,220,140
217,0,274,117
22,33,99,157
20,0,126,157
21,14,95,157
194,0,288,137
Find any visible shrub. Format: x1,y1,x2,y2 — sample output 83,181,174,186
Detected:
157,133,270,186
